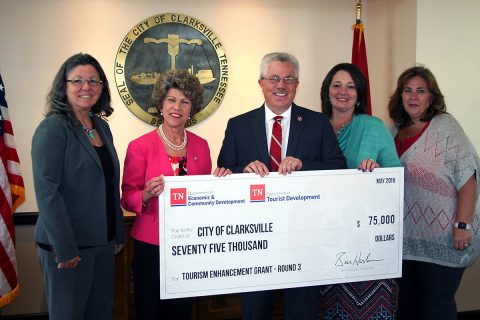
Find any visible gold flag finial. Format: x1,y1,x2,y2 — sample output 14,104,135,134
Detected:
356,0,362,23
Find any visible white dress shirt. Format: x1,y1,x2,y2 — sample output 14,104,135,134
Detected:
264,104,292,160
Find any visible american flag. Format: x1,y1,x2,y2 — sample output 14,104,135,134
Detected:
0,72,25,307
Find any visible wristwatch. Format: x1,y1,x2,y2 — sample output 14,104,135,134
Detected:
454,222,472,230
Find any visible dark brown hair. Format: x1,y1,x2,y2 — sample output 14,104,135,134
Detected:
388,66,446,129
320,63,367,116
46,53,112,122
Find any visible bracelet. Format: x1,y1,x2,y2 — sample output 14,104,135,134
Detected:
454,222,472,230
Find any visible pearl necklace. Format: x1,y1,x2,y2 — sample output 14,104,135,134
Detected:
159,124,187,150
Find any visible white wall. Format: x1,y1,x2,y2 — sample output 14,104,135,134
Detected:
1,0,479,314
417,0,480,152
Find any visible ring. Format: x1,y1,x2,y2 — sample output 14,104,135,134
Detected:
464,243,469,247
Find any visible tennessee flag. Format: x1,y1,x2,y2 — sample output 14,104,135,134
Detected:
352,22,372,115
0,72,25,307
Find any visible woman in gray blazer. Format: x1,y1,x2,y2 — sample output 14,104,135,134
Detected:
31,53,125,320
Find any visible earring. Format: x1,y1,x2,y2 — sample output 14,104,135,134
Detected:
355,101,360,108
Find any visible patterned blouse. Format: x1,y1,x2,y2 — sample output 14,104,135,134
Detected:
169,156,187,176
393,114,480,267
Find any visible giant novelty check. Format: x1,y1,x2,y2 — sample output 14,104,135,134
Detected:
159,168,403,299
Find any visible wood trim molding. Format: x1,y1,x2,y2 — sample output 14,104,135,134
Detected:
13,212,135,226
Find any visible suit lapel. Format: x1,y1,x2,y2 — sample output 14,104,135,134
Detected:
286,104,306,156
71,120,102,169
249,106,270,165
186,132,203,175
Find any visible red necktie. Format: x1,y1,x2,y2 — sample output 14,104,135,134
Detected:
269,116,283,171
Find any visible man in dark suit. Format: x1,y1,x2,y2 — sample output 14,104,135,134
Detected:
217,52,346,319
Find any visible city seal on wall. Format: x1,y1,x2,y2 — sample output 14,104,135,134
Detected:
114,13,229,127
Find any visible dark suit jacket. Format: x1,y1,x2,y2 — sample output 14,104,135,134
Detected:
32,114,125,263
218,103,346,172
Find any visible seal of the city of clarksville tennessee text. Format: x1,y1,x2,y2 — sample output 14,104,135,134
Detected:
115,13,229,127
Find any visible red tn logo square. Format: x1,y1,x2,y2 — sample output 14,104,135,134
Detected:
170,188,187,206
250,184,265,202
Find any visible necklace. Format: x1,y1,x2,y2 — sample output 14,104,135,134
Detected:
334,120,352,137
159,124,187,150
82,126,95,139
81,113,95,140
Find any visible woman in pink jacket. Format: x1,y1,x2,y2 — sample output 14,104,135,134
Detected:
121,69,225,319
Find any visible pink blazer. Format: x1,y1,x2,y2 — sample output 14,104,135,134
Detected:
121,129,212,245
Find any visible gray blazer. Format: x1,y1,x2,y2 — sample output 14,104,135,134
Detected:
32,114,125,263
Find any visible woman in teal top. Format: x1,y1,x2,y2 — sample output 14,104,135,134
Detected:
318,63,401,319
337,113,400,169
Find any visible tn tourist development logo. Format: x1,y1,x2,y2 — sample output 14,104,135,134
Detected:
250,184,265,202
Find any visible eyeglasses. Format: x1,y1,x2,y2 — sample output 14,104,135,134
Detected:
66,78,103,87
261,75,298,85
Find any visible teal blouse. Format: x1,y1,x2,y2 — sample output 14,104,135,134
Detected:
337,114,401,169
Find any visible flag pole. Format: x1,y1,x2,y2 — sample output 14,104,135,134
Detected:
352,0,371,114
356,0,362,24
